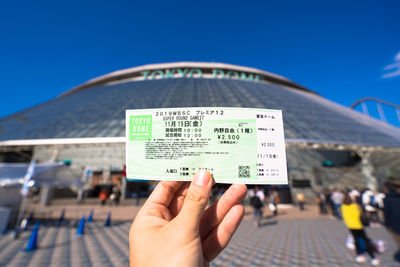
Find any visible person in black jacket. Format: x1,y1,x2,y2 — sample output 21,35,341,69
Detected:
383,181,400,263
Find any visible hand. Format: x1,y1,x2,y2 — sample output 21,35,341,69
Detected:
129,170,247,267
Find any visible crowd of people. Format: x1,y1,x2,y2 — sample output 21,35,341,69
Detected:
339,182,400,265
125,170,400,266
99,186,121,206
245,182,400,265
247,187,280,227
314,187,386,225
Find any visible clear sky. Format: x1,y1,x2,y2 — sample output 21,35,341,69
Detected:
1,0,400,126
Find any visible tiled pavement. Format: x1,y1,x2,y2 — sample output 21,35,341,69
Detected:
0,217,398,267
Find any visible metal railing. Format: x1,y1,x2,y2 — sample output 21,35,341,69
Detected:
351,97,400,126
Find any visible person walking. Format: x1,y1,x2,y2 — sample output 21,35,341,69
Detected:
383,181,400,263
269,189,279,216
250,187,265,227
325,189,335,215
362,189,380,227
315,190,327,214
112,187,121,205
342,193,380,265
99,190,107,206
296,192,305,211
331,189,344,219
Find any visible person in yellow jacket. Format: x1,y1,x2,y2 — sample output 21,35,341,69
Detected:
342,193,380,265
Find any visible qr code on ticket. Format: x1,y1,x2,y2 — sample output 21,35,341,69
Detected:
238,166,250,178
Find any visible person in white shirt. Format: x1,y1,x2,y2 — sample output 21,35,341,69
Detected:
362,189,381,227
250,187,265,227
331,189,344,219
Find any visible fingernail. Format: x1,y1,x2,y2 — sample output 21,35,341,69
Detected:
194,170,210,186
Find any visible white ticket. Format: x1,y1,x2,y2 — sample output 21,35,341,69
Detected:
125,107,287,184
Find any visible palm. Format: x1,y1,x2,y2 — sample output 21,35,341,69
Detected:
132,181,247,264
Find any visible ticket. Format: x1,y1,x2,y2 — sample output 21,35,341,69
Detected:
125,107,287,184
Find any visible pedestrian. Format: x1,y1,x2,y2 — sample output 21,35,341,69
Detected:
349,189,360,203
383,181,400,263
250,186,265,227
325,188,335,215
342,193,380,265
99,190,107,206
113,187,121,205
296,192,305,211
269,189,279,216
316,190,327,214
331,189,344,219
362,189,380,227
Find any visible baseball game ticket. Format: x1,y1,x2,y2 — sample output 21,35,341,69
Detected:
125,107,287,184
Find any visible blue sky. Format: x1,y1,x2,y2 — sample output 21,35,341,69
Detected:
1,0,400,126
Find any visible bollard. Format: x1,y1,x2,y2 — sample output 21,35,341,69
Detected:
76,216,85,236
58,209,65,226
87,209,94,222
104,211,111,227
24,222,40,251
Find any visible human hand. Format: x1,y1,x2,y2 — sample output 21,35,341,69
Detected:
129,170,247,267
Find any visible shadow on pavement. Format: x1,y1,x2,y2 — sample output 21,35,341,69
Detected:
258,220,277,227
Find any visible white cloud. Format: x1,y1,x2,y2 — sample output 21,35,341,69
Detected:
382,51,400,78
395,51,400,61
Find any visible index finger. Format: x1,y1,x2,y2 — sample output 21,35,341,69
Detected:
200,184,247,239
144,181,184,208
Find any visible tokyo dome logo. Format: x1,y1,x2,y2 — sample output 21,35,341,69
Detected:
129,115,152,141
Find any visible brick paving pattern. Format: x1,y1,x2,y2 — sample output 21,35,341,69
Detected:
0,216,398,267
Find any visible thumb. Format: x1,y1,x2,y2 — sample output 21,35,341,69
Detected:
176,170,212,232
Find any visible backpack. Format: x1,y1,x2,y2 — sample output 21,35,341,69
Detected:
250,196,263,208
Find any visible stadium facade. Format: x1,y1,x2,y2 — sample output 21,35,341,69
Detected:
1,62,400,203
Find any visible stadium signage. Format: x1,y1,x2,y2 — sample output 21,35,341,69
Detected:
140,68,260,82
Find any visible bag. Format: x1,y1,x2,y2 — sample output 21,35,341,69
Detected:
346,234,355,250
250,196,262,208
269,203,276,211
361,213,370,226
373,240,386,253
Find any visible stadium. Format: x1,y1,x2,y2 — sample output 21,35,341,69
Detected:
1,62,400,214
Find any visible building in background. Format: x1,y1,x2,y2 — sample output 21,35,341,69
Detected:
1,62,399,204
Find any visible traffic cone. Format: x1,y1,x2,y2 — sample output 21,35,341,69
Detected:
24,222,40,251
87,209,94,222
76,216,85,236
104,211,111,227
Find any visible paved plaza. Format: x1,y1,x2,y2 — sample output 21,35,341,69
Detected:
0,214,398,267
